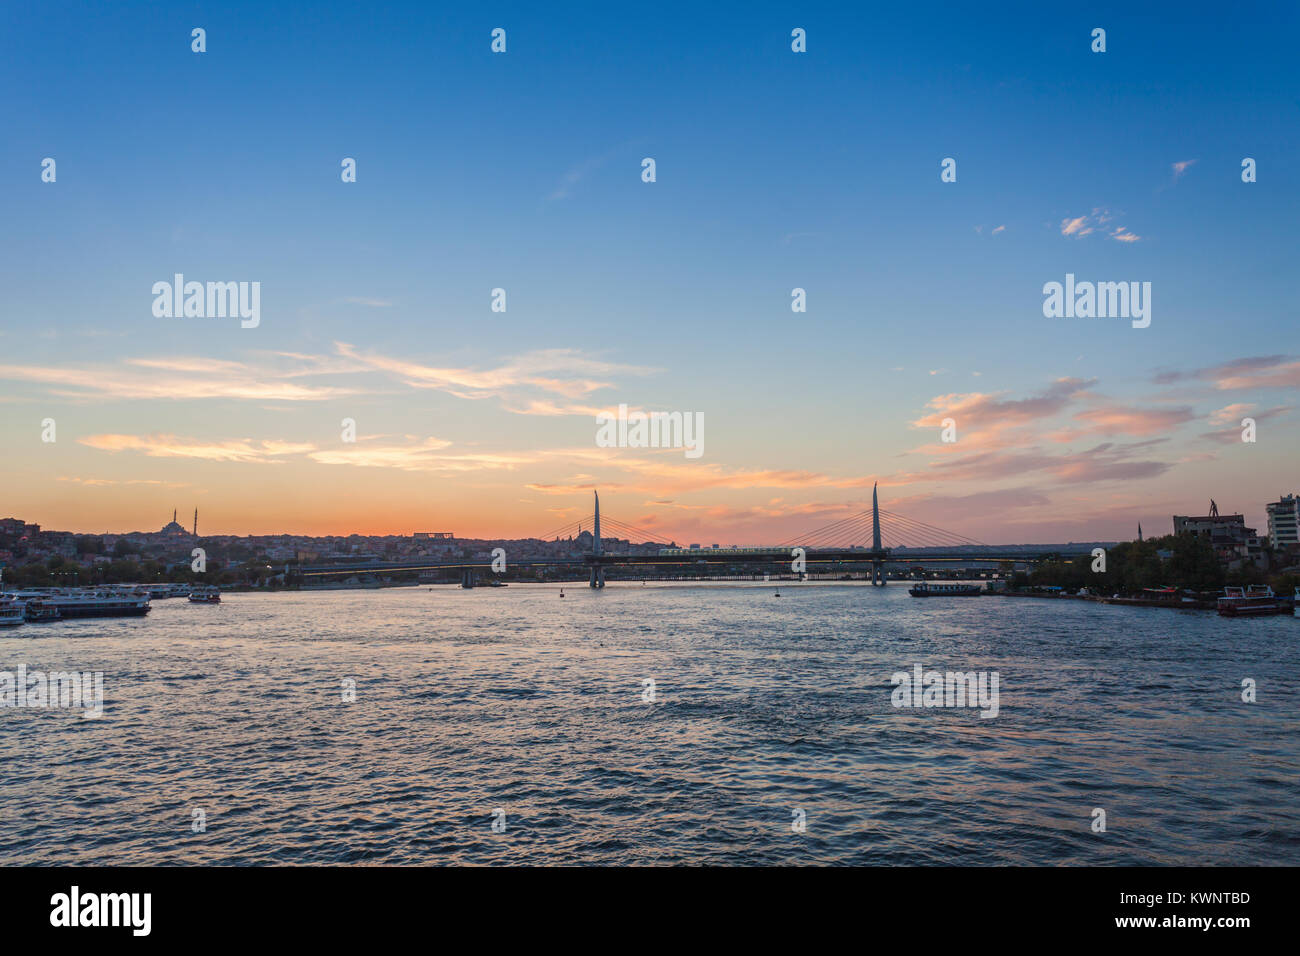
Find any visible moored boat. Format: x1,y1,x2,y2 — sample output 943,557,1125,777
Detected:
148,583,183,599
0,594,26,627
1217,585,1281,617
7,588,150,618
908,582,982,597
188,586,221,603
23,600,61,623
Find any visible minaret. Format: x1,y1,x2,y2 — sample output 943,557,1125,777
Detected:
1138,522,1143,542
173,508,177,523
193,509,198,537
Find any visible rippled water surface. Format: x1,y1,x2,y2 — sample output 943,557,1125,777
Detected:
2,583,1298,865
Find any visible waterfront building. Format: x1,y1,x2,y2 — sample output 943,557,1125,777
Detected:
1266,494,1299,550
1172,500,1256,545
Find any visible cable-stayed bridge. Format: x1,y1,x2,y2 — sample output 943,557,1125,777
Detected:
298,486,1088,588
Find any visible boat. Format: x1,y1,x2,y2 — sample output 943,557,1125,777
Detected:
1217,585,1281,617
188,586,221,603
7,587,150,618
908,582,983,597
0,595,26,628
23,600,61,623
148,583,192,600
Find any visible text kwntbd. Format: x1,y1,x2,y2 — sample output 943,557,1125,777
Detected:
152,274,260,328
1042,274,1150,329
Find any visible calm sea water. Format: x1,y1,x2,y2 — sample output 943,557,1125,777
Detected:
2,583,1297,866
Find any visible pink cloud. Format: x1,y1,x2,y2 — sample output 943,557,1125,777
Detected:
1061,216,1094,237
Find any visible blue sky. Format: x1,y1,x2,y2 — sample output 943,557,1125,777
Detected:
1,1,1297,541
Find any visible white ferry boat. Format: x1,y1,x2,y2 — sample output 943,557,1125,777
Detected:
8,588,150,619
908,582,983,597
0,594,26,628
22,598,60,623
148,583,192,600
188,586,221,603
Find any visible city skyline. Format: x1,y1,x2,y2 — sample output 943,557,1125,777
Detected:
2,2,1297,544
4,485,1295,551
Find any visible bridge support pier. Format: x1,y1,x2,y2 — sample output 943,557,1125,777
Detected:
589,565,605,589
461,568,475,589
871,560,885,586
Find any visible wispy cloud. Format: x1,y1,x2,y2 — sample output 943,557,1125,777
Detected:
1209,402,1255,425
1055,405,1195,440
1060,215,1095,237
334,342,657,412
1200,404,1293,442
79,434,318,463
910,378,1096,448
76,431,541,475
56,476,190,488
924,440,1174,485
0,358,357,402
545,146,626,201
1154,355,1300,391
306,442,536,473
0,344,658,413
1061,208,1140,242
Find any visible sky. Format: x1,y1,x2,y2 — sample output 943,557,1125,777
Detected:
1,1,1297,545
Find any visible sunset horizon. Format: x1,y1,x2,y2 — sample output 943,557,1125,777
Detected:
4,6,1296,547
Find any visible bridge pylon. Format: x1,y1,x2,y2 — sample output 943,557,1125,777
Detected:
590,490,605,588
871,481,885,586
